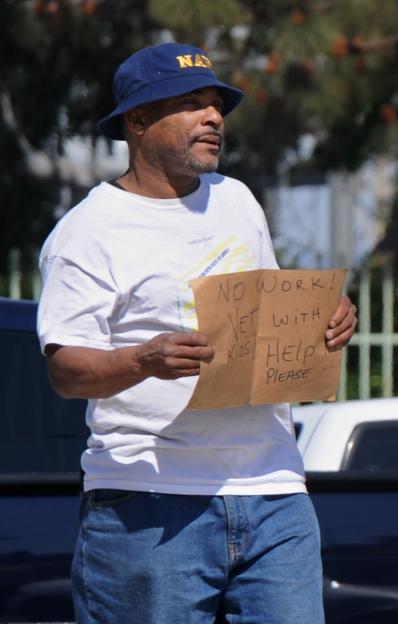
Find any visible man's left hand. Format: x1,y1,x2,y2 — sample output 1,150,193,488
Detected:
326,295,358,350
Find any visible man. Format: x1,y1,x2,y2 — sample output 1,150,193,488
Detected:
37,43,357,624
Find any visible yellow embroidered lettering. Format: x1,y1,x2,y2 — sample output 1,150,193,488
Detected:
176,53,212,69
194,54,207,67
176,55,194,68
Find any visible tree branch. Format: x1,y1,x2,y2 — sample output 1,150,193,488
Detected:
0,89,55,178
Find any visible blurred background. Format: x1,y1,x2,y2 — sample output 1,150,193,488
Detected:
1,0,397,398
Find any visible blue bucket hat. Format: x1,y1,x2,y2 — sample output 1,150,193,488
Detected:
97,42,244,140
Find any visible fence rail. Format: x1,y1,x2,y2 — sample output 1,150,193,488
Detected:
2,249,397,400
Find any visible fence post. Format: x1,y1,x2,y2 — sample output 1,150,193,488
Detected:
32,248,41,300
358,267,371,399
8,248,22,299
382,260,394,396
337,348,348,401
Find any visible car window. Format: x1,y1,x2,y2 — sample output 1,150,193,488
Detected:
342,421,398,471
0,329,88,474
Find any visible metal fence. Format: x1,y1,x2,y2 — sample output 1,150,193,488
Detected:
3,247,41,301
2,248,397,400
338,260,397,400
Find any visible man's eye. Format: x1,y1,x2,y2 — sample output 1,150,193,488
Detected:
181,99,200,108
180,99,223,111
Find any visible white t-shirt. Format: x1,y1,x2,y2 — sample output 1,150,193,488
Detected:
38,173,306,495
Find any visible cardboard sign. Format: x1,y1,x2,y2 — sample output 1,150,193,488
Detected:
188,268,347,409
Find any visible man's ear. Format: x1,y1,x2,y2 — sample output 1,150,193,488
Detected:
123,107,145,136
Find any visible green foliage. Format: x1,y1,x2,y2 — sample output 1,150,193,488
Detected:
0,0,155,262
148,0,247,42
0,0,153,146
2,0,398,257
231,0,398,181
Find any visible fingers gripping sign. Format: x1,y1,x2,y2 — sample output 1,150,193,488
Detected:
136,331,215,379
326,295,358,350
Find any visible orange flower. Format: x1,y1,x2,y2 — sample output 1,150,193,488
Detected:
380,104,397,124
302,59,315,76
255,89,268,105
46,1,59,14
32,1,46,14
81,0,97,15
291,9,306,25
266,52,281,74
332,36,349,57
234,74,251,91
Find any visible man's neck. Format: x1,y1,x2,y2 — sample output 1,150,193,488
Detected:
116,166,200,199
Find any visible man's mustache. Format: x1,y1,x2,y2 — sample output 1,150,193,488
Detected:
191,130,224,147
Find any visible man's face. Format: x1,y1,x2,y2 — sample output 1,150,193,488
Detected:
138,87,225,177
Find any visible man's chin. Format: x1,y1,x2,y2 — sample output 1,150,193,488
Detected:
187,158,219,174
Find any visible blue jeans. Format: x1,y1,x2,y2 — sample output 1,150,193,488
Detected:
72,491,324,624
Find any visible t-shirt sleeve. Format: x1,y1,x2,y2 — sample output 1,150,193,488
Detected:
37,254,118,353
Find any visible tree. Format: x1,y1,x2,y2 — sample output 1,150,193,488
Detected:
2,0,398,281
224,2,398,176
0,0,155,277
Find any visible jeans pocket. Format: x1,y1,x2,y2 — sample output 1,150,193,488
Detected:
87,488,137,508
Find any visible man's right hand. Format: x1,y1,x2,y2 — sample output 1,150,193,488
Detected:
136,331,215,379
44,331,214,400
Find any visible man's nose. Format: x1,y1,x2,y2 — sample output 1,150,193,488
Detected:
202,104,224,127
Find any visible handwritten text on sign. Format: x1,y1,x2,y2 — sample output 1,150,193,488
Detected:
188,268,347,409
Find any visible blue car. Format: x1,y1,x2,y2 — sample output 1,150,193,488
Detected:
0,297,86,622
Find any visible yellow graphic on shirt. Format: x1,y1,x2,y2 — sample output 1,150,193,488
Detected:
175,235,258,331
